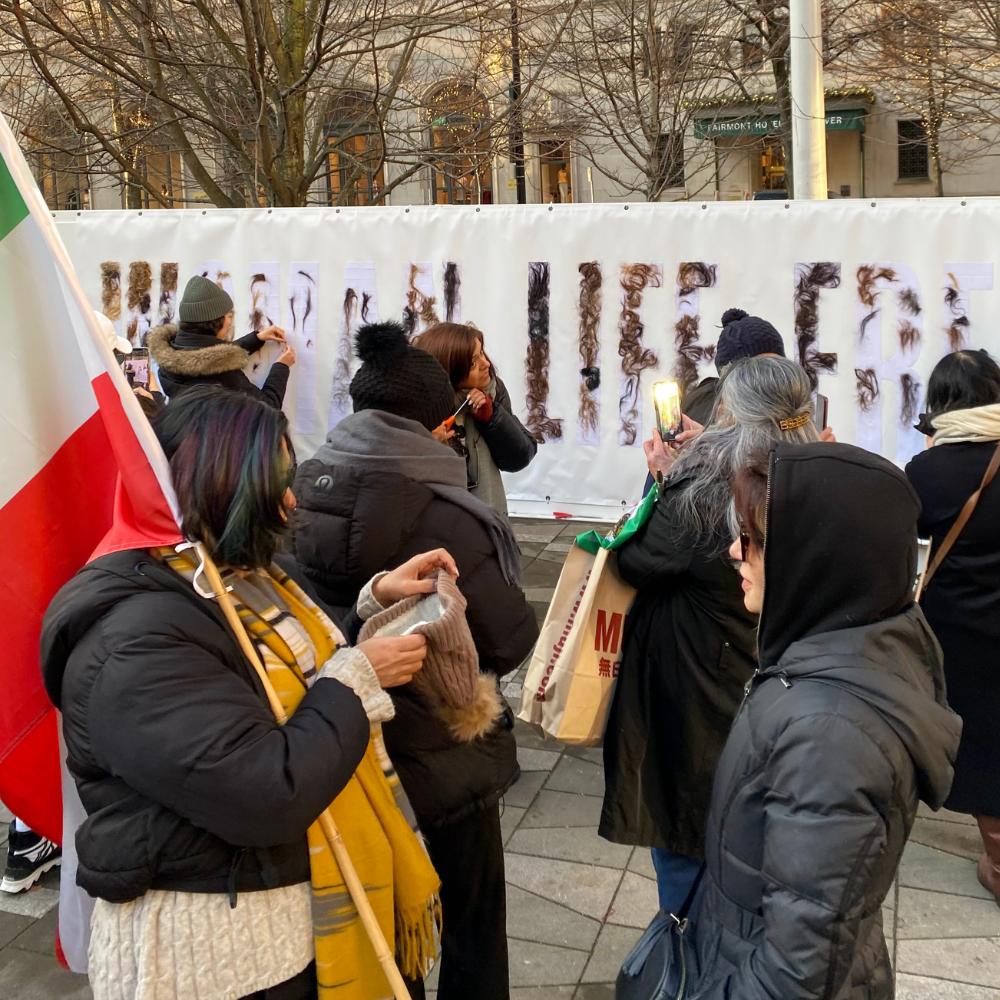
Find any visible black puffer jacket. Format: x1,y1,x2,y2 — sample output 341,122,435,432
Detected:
40,551,369,903
293,460,538,828
689,444,962,999
148,325,289,408
600,473,756,856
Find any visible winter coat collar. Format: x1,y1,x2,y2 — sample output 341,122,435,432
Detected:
761,605,961,809
147,324,250,377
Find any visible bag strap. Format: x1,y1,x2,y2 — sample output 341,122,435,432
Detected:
921,440,1000,596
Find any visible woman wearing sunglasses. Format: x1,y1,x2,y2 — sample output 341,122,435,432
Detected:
414,322,536,517
600,356,818,916
687,442,961,999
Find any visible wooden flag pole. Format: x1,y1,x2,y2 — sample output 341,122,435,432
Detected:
196,544,413,1000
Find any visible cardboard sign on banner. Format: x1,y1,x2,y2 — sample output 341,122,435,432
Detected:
54,201,1000,517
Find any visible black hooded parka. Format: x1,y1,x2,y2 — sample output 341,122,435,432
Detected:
689,443,962,1000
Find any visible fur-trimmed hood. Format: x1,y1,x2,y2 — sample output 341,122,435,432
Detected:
147,324,250,377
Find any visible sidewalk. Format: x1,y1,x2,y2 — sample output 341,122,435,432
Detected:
2,517,999,998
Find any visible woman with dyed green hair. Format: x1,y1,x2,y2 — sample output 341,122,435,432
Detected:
42,387,455,999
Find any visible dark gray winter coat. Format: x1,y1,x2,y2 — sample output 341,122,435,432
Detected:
689,443,962,1000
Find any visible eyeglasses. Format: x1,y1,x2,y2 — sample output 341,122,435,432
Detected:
739,531,752,563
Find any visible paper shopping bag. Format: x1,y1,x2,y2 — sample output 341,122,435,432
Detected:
518,544,635,746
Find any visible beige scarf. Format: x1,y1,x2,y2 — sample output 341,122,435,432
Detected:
932,403,1000,445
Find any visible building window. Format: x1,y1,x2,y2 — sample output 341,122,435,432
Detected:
654,132,685,191
741,22,765,70
898,119,929,180
326,91,385,206
426,82,493,205
31,148,88,210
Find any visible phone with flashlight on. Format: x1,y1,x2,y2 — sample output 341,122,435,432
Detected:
652,379,683,443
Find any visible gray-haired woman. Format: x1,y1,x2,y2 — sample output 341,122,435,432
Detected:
600,356,820,915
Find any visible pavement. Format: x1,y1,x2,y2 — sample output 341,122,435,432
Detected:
2,516,999,999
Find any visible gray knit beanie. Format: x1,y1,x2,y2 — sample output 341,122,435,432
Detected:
358,571,503,742
178,275,234,323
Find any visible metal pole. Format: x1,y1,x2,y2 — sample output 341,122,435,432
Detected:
789,0,828,199
509,0,527,204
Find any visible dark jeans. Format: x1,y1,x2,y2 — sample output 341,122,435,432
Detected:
406,804,509,1000
650,848,702,915
240,961,317,1000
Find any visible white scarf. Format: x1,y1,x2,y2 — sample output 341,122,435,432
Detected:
931,403,1000,445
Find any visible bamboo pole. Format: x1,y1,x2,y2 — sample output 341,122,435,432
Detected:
196,543,413,1000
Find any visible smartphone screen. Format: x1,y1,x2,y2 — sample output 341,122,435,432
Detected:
812,392,829,431
123,349,150,390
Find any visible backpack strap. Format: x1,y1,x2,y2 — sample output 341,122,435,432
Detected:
920,441,1000,598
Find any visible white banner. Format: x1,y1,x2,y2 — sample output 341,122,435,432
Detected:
54,200,1000,518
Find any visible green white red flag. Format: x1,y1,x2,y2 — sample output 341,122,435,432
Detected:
0,111,182,846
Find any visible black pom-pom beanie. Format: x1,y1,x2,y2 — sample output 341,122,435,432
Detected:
349,322,456,430
715,308,786,371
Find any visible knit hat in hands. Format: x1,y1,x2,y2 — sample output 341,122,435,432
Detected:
350,322,456,431
178,275,234,323
358,570,503,742
715,307,786,371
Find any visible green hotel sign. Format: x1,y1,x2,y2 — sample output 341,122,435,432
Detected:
694,108,867,139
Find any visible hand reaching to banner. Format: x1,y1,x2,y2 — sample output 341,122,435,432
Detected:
258,325,287,343
277,345,297,367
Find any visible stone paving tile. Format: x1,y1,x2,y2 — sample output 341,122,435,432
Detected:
520,790,604,829
503,771,548,810
896,938,1000,989
536,549,571,564
508,938,589,987
0,911,32,950
513,524,564,542
545,756,605,797
581,923,644,983
575,985,616,1000
504,854,623,921
0,885,59,919
506,827,632,870
506,884,601,951
899,842,993,901
518,747,562,772
500,805,526,845
564,745,604,766
606,871,659,929
626,847,656,880
909,816,983,862
918,803,977,827
523,587,556,604
0,949,93,1000
544,541,575,554
896,973,1000,998
512,720,551,750
896,887,1000,939
7,908,58,956
512,988,576,999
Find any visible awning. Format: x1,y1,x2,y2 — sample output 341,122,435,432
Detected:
694,108,867,140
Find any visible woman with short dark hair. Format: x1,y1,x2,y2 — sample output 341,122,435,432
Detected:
414,322,536,516
907,348,1000,905
42,387,451,999
149,275,295,408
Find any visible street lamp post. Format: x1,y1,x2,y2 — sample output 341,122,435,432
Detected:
509,0,527,204
789,0,829,199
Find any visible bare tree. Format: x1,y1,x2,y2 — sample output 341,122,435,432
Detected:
532,0,731,201
0,0,570,208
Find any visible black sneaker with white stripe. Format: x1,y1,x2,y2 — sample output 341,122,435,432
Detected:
1,821,61,893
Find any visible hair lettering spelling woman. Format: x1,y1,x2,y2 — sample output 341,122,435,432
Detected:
42,387,456,1000
414,322,537,516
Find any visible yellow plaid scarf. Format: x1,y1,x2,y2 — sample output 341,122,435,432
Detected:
158,548,441,999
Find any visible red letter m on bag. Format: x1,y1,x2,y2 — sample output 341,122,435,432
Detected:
594,610,623,655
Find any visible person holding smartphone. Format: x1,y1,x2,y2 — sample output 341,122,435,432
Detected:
148,275,295,409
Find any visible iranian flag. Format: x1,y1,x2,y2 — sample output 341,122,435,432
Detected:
0,113,182,864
